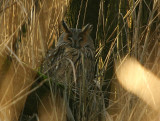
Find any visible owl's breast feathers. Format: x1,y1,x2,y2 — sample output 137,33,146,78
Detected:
42,45,95,87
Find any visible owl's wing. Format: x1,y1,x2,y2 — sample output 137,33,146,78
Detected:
41,46,64,76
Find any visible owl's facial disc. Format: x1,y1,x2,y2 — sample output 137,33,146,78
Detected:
61,21,93,49
67,33,83,49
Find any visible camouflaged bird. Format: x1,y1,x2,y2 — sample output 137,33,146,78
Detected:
42,21,96,121
42,21,95,87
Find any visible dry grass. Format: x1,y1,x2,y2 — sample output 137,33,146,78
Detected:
0,0,159,121
0,0,67,120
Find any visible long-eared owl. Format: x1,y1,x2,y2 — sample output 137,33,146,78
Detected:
42,21,95,120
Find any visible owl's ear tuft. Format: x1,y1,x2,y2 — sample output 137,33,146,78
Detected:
81,24,93,35
61,20,71,33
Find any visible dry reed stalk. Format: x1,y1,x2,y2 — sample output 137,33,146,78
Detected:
0,0,68,120
106,1,160,121
140,1,158,64
133,0,142,58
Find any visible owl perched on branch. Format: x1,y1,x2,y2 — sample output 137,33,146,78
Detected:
42,21,97,121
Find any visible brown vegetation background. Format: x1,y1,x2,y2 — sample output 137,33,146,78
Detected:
0,0,159,121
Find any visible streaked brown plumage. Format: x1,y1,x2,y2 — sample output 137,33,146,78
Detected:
42,21,96,121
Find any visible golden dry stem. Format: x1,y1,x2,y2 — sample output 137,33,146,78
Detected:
0,0,67,120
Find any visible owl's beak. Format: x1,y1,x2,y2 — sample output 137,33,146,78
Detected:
72,41,80,49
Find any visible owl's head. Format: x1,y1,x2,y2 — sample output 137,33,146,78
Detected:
56,21,95,50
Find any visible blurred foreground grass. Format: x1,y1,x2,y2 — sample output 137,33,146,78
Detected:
0,0,159,121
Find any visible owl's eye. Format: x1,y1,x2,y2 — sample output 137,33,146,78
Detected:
68,37,73,42
78,38,83,42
